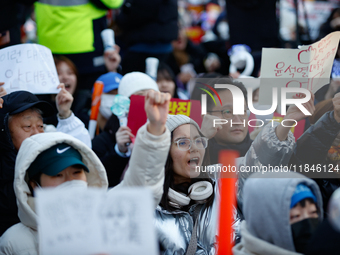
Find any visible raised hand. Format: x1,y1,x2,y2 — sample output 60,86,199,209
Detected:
104,45,121,72
200,114,223,139
275,91,315,141
325,78,340,100
0,82,6,108
145,90,171,136
284,91,315,123
333,92,340,123
56,83,73,118
0,82,7,97
116,126,135,153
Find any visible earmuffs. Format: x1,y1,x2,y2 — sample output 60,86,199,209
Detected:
168,181,213,209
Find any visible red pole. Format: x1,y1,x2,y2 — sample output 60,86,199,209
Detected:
217,150,239,255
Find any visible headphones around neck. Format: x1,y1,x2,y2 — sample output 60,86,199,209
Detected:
168,181,213,209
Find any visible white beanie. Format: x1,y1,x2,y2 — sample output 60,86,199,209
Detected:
166,115,200,133
118,72,159,98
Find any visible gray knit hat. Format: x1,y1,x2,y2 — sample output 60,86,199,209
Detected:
166,115,201,133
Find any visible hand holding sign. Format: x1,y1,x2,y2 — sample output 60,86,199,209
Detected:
325,79,340,100
56,83,73,119
333,93,340,123
145,91,171,136
0,82,7,97
275,92,315,141
0,82,4,108
104,45,121,72
285,91,315,123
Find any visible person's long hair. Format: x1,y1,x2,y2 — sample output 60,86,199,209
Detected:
157,62,179,98
53,55,79,94
160,125,215,212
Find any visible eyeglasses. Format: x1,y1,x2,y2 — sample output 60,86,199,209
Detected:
207,108,249,119
173,137,208,151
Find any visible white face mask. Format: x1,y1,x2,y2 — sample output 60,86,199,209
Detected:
34,180,88,191
99,94,116,119
55,180,88,190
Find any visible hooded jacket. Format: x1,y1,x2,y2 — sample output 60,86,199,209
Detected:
0,124,169,254
0,92,91,236
237,121,296,214
289,111,340,216
233,172,324,255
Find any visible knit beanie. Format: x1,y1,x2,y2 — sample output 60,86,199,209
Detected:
166,115,200,133
118,72,159,98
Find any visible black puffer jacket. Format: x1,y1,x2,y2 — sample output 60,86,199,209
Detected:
117,0,178,47
91,114,129,187
289,111,340,216
0,108,20,236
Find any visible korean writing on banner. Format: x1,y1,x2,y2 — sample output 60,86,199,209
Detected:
259,31,340,104
168,101,192,116
0,44,59,94
36,187,157,255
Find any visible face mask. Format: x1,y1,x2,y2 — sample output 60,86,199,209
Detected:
291,218,319,253
54,180,88,190
33,180,88,195
99,94,116,119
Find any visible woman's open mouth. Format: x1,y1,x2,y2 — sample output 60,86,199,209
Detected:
188,157,200,167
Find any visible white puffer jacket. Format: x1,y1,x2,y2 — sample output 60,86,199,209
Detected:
0,124,170,255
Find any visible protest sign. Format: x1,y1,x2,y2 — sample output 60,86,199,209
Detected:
36,187,157,255
127,95,202,136
259,32,340,105
0,44,59,94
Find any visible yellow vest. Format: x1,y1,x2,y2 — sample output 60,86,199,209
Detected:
35,0,123,54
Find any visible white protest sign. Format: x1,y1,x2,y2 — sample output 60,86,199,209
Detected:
0,44,60,94
36,187,157,255
259,31,340,105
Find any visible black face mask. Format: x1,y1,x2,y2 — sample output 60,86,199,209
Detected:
291,218,319,253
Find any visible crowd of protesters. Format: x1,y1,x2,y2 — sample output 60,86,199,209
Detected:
1,0,340,255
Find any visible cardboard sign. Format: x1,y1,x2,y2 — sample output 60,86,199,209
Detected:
127,95,202,136
36,187,157,255
0,44,60,94
248,112,306,141
259,32,340,104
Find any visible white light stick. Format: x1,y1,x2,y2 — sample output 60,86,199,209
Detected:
145,57,159,80
101,29,115,52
